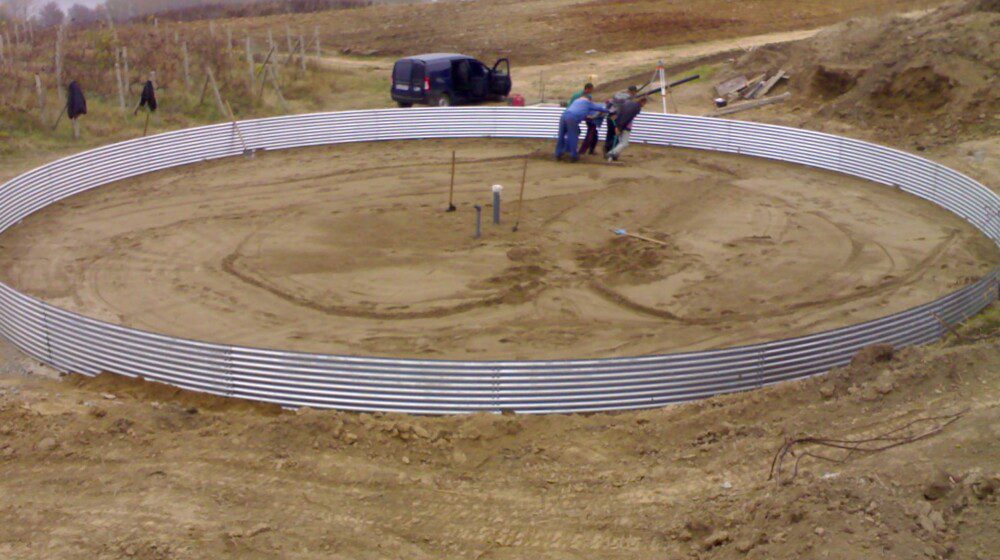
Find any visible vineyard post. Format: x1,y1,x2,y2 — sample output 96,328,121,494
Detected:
174,30,179,43
206,66,227,117
266,64,287,112
123,47,131,94
182,42,192,92
34,74,46,122
285,25,292,54
198,74,210,105
54,24,64,91
256,46,276,101
210,21,216,39
299,34,306,71
13,23,19,49
114,60,127,112
226,27,233,59
104,6,117,40
314,26,320,57
4,32,13,68
1,32,6,68
245,36,255,92
268,29,279,79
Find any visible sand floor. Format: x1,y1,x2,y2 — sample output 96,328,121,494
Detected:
0,138,995,360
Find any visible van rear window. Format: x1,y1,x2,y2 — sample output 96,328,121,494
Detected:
393,61,413,83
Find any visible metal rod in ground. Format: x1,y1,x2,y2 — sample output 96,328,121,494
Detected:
474,205,482,238
512,156,528,232
492,185,502,225
446,150,456,212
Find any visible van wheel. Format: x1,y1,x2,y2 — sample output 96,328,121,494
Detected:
431,94,452,107
397,101,413,108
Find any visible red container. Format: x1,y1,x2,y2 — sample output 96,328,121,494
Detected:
511,94,526,107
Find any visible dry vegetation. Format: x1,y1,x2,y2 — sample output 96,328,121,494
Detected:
0,15,388,158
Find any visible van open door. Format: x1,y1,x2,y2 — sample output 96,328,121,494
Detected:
489,58,512,98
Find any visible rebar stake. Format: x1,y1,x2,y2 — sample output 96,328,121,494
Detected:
474,204,482,239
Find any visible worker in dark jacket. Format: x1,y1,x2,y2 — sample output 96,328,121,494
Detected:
67,81,87,119
555,95,609,162
579,106,604,156
605,85,637,156
134,80,157,115
66,81,87,139
607,97,646,162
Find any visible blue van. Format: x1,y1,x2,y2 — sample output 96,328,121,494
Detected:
391,53,512,107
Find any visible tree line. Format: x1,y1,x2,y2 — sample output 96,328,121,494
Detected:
1,0,403,29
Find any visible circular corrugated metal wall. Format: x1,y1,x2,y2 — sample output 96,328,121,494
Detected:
0,108,997,413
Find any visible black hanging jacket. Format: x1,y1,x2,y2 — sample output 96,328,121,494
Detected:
138,80,157,112
67,81,87,119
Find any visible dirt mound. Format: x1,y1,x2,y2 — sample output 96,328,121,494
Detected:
576,234,676,284
729,0,998,147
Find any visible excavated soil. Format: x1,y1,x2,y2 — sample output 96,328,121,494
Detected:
0,316,997,559
721,0,999,148
0,138,995,360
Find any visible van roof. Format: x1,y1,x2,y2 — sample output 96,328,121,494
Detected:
405,53,474,63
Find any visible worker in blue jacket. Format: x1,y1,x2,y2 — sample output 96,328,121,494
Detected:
555,94,609,162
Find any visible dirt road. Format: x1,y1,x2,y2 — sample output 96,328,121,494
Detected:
1,139,994,360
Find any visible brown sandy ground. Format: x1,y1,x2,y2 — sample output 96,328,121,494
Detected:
244,0,945,65
0,307,996,559
0,139,995,360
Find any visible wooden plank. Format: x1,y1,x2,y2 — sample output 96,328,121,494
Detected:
757,69,787,98
706,92,791,116
741,73,766,99
715,75,747,97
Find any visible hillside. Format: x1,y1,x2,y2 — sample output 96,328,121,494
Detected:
726,0,999,148
242,0,945,64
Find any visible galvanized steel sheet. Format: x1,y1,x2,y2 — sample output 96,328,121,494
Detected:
0,108,996,413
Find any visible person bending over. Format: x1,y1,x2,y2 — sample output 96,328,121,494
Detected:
555,95,609,162
607,97,646,162
605,85,637,157
580,106,605,156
